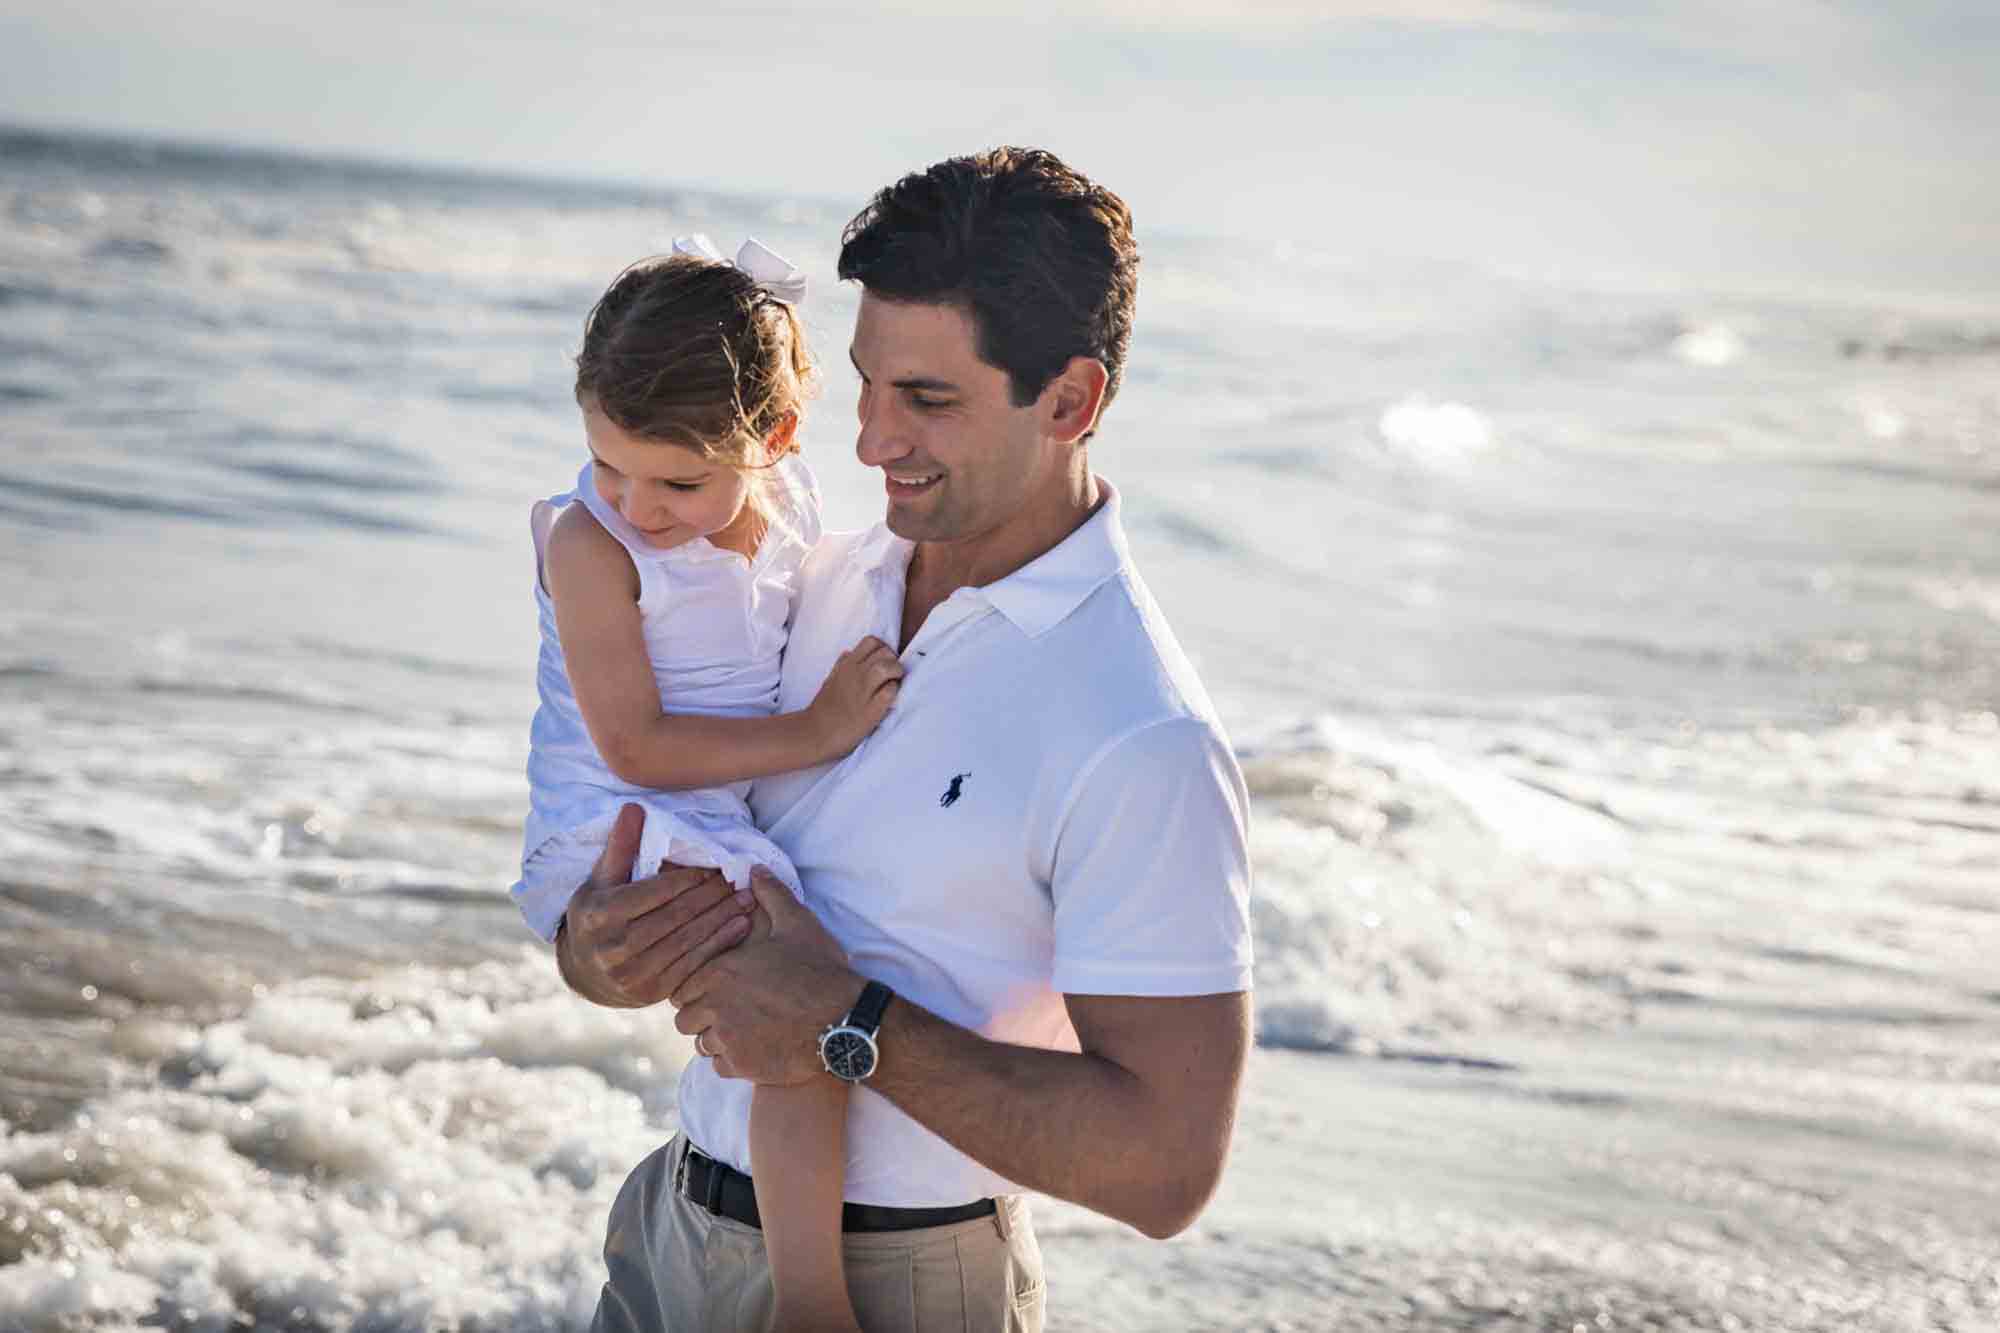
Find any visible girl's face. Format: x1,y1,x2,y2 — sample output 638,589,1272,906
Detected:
582,403,755,551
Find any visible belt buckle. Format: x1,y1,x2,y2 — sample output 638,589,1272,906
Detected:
673,1143,691,1199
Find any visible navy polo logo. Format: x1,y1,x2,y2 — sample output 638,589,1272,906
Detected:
940,773,969,808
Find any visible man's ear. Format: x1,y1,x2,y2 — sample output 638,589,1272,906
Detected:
1040,357,1110,446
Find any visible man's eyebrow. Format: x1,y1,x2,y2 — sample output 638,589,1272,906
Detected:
848,348,958,395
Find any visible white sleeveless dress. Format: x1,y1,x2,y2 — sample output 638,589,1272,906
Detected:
510,456,820,941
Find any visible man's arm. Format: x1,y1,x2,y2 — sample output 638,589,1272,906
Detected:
669,878,1251,1239
669,716,1256,1235
871,988,1251,1238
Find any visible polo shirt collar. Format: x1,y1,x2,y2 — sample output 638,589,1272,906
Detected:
974,479,1130,639
848,479,1130,639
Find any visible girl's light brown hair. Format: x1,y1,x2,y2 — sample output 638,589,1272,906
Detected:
574,253,817,475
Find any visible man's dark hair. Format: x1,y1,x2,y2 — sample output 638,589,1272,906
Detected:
838,147,1139,418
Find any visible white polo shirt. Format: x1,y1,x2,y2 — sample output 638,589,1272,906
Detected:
676,480,1254,1207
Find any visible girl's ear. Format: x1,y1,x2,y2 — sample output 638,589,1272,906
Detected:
764,411,800,460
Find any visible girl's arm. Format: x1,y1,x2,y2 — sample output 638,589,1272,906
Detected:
545,504,900,791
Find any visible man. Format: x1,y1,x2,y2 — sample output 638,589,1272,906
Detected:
556,147,1254,1332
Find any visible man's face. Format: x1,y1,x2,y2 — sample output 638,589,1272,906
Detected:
849,294,1067,548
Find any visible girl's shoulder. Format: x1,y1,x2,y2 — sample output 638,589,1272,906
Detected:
541,499,639,599
546,495,620,555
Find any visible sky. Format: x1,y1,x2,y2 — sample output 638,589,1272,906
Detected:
2,0,1997,298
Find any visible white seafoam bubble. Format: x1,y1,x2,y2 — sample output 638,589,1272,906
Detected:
1854,394,1908,441
1377,396,1494,465
0,953,691,1333
1671,321,1746,366
1912,575,2000,623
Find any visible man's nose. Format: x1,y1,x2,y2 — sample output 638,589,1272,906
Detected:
855,393,910,468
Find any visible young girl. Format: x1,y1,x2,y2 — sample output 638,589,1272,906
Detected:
512,236,899,1333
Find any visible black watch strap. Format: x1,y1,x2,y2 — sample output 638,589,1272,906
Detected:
845,980,894,1034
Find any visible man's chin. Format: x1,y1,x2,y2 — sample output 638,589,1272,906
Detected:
883,503,951,542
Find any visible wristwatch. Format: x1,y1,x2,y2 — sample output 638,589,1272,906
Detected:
818,980,895,1083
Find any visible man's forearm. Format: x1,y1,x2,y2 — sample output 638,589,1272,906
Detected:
864,993,1250,1238
661,877,1251,1235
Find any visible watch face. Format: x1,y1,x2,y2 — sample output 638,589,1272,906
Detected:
820,1027,877,1081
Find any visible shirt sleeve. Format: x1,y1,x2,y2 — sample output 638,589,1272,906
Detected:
1048,715,1255,996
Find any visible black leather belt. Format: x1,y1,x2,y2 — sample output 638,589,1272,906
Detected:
677,1144,997,1234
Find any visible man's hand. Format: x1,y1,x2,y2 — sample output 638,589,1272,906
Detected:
555,804,757,1009
670,869,862,1084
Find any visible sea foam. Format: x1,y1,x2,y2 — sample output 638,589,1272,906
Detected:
0,954,687,1333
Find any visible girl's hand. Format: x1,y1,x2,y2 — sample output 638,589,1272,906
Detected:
806,636,903,760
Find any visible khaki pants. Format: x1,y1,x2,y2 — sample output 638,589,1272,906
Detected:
593,1137,1046,1333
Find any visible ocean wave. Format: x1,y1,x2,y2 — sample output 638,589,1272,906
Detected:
1236,702,2000,1064
0,497,65,529
1839,326,2000,362
83,233,177,266
0,954,686,1333
289,635,517,682
0,467,463,540
4,651,407,722
438,382,565,410
130,673,382,716
203,422,430,469
1808,455,2000,494
262,496,460,538
1217,442,1332,477
0,473,246,526
225,458,441,498
502,292,588,316
1510,625,1742,671
1133,507,1240,556
1240,721,1636,1056
0,278,68,309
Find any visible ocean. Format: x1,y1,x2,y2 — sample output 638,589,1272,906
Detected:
1,126,1997,1331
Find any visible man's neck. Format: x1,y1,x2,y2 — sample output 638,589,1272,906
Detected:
899,465,1101,650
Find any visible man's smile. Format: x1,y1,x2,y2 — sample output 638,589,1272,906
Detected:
885,472,942,497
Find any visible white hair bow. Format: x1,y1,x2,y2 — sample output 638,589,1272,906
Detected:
672,234,808,305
